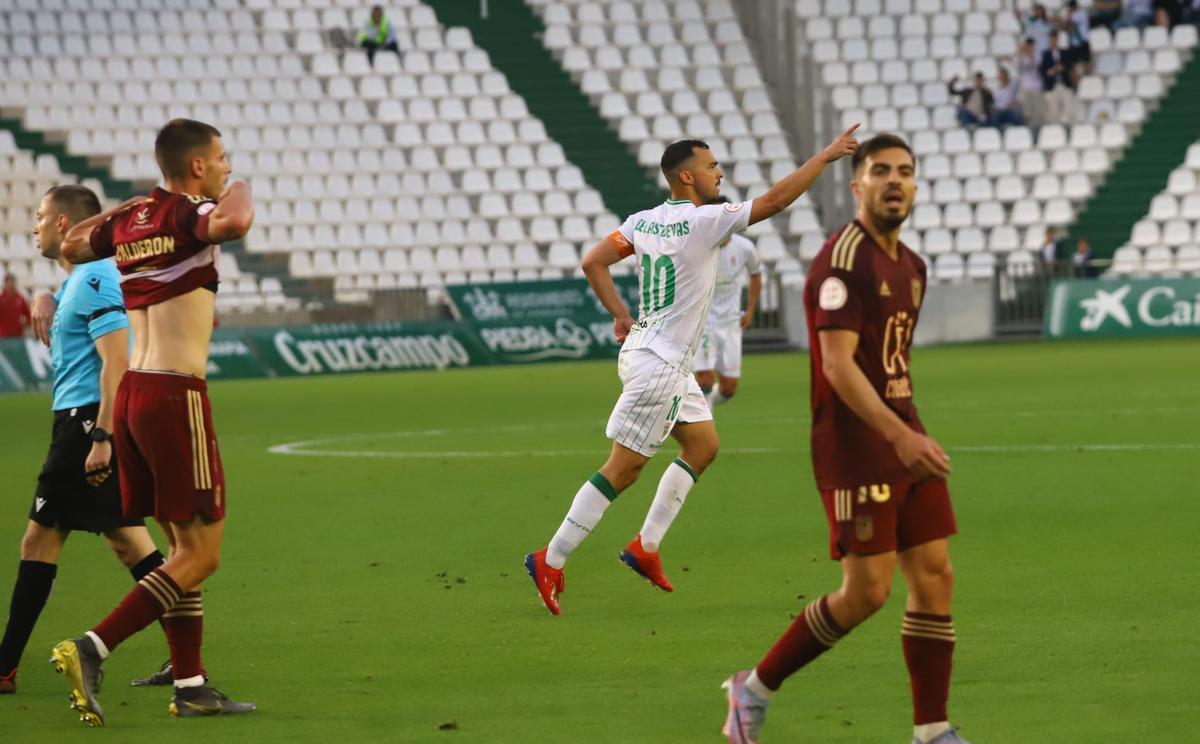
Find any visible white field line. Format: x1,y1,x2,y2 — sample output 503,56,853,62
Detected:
267,431,1200,460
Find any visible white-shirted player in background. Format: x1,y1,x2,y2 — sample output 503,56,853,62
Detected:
695,196,763,408
524,126,860,615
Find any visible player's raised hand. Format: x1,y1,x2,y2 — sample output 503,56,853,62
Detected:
31,292,56,347
893,429,951,480
821,123,861,163
613,315,634,344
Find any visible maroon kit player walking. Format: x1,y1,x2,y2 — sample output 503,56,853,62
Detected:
50,119,256,726
722,135,968,744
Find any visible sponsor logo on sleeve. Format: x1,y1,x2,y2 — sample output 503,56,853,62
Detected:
818,277,848,311
723,201,743,213
197,202,217,216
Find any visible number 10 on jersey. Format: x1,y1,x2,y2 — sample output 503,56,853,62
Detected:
641,255,676,313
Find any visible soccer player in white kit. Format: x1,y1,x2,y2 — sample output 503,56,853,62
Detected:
694,199,762,408
524,127,860,615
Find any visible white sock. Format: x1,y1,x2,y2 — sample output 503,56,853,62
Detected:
639,458,698,552
85,630,110,660
745,669,775,701
914,722,951,742
710,389,730,406
546,474,616,569
174,674,205,689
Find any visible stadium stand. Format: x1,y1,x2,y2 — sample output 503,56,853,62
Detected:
0,0,623,307
1109,140,1200,277
529,0,816,279
785,0,1197,283
2,0,1196,316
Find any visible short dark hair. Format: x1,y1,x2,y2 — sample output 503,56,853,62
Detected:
44,184,101,224
850,133,915,174
660,139,709,179
155,118,221,181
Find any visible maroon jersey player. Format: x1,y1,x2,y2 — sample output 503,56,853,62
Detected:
50,119,256,725
722,135,969,744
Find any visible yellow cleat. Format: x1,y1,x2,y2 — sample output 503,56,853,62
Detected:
50,638,105,727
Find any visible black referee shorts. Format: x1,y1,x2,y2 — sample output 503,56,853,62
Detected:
30,403,143,535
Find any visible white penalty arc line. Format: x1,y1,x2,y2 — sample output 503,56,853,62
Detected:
267,437,1200,460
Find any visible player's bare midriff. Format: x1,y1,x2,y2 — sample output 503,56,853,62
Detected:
128,287,214,378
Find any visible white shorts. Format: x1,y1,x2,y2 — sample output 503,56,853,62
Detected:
694,320,743,378
605,348,712,457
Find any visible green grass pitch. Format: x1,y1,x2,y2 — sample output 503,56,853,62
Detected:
0,338,1197,743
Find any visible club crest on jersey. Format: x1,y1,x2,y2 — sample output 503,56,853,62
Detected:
912,279,923,308
818,277,848,311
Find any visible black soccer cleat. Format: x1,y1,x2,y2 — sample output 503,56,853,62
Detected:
50,636,105,727
168,684,257,718
0,667,16,694
131,659,174,687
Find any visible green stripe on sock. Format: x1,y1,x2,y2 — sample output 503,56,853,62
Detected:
672,457,698,482
589,472,619,502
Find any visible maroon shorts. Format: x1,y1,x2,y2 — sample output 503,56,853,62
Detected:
114,370,226,523
819,479,956,560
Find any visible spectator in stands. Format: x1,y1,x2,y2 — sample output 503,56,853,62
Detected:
990,67,1025,127
1090,0,1123,29
1063,1,1093,75
1041,227,1062,272
1116,0,1156,27
1185,0,1200,24
1072,238,1096,277
1015,2,1057,56
1014,38,1046,128
358,5,400,66
949,73,994,129
1040,34,1078,125
0,274,31,338
1154,0,1183,26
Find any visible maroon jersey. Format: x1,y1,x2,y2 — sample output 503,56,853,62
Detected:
89,188,219,310
803,220,928,489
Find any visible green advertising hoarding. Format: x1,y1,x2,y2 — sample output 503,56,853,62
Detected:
445,276,639,363
1045,278,1200,338
240,322,489,376
0,337,55,394
0,279,641,394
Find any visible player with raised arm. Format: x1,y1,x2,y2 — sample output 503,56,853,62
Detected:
0,186,171,695
49,119,255,726
524,126,860,615
721,134,968,744
694,197,763,408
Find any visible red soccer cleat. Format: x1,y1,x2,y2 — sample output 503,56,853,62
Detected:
524,548,565,616
619,535,674,592
0,668,15,694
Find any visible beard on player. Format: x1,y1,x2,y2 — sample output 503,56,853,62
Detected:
867,184,914,232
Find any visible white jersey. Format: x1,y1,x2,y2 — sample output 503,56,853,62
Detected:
612,198,753,371
708,234,762,324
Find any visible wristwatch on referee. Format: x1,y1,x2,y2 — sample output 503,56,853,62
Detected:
89,427,113,443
